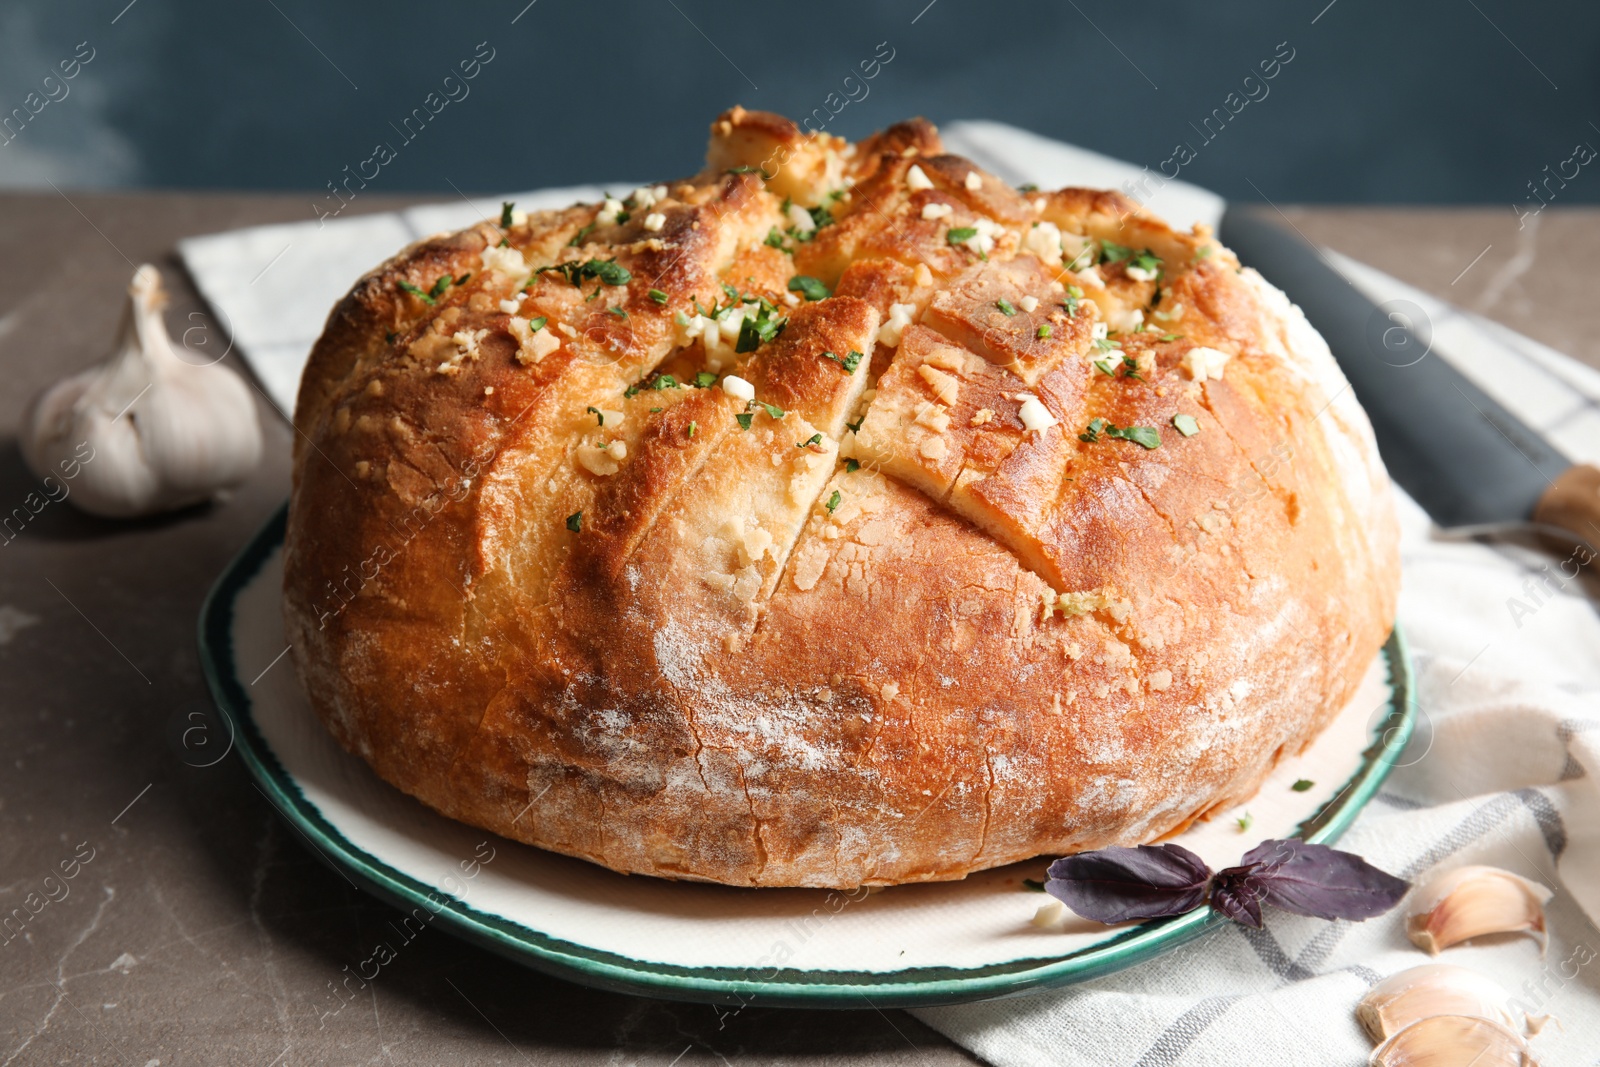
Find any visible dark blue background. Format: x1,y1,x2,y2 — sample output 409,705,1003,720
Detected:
1,0,1596,208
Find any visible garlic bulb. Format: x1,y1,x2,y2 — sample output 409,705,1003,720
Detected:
21,265,262,518
1406,865,1553,955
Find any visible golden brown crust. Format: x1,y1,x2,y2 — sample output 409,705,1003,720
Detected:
284,110,1399,887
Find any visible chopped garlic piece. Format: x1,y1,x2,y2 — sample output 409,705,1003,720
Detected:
642,212,665,232
498,294,525,315
906,164,934,192
721,374,755,402
964,171,983,191
913,263,934,287
913,401,951,432
1182,346,1231,383
921,202,953,221
452,328,488,358
1019,295,1039,313
1126,263,1159,282
961,217,1003,256
1091,322,1109,342
877,302,917,347
481,244,526,276
1021,221,1064,265
630,185,658,208
1110,307,1144,333
1018,395,1058,432
918,365,960,406
786,202,816,233
922,347,969,374
1060,232,1096,271
576,439,622,476
597,197,625,224
511,318,561,365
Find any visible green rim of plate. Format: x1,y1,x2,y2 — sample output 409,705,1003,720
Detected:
199,502,1414,1009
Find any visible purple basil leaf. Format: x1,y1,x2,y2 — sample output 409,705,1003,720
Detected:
1045,843,1212,924
1217,839,1409,923
1208,874,1265,928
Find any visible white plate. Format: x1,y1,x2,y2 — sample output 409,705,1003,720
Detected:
200,507,1413,1007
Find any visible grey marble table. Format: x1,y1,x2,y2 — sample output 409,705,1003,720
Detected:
1,191,1593,1066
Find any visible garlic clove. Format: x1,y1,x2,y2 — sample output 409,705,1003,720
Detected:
1356,965,1520,1043
1406,865,1553,955
1368,1014,1536,1067
21,265,262,518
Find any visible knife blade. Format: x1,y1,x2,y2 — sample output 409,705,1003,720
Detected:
1218,206,1600,538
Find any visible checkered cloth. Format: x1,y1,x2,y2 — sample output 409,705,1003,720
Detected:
180,123,1600,1066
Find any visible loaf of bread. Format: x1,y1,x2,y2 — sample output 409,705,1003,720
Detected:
284,109,1399,888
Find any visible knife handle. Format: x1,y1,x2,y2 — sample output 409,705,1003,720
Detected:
1533,464,1600,549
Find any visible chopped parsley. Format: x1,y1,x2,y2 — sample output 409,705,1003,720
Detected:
1130,249,1162,275
568,222,596,247
500,201,515,228
1291,779,1315,792
649,288,669,304
1021,877,1046,891
845,416,864,433
1172,413,1201,437
527,316,548,332
537,257,632,288
1093,336,1122,353
1236,812,1254,833
798,433,823,448
456,272,472,286
1080,418,1160,449
725,165,772,178
397,280,435,305
1037,324,1052,339
607,305,628,319
1093,353,1144,381
946,226,978,245
759,401,785,419
1099,239,1134,264
694,371,717,389
626,372,679,399
1197,245,1215,259
788,275,831,302
1160,332,1182,342
764,227,788,249
1062,285,1083,316
822,349,863,373
586,405,605,426
1017,183,1039,193
735,412,754,431
825,489,842,513
995,298,1017,316
384,331,396,343
736,297,787,353
686,421,698,438
845,458,860,472
565,511,582,533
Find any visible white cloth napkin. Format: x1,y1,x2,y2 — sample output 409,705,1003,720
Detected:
178,123,1600,1066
